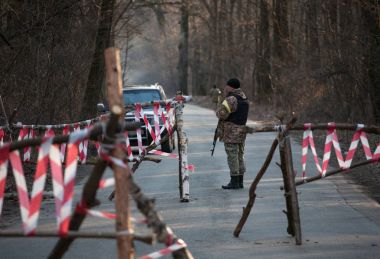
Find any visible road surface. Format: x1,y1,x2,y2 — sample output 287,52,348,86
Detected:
0,104,380,258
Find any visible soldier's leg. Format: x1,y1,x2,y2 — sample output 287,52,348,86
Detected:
238,142,246,188
238,142,246,174
225,143,239,176
222,143,240,189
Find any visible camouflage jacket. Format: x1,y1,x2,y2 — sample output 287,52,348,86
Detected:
216,88,248,144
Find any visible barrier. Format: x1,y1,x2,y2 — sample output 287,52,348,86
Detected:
0,98,194,201
0,48,194,259
234,119,380,246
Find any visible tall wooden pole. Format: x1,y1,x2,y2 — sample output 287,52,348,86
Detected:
175,95,190,202
104,47,134,259
279,133,302,245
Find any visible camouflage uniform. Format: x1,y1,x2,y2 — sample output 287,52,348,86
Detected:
216,88,249,178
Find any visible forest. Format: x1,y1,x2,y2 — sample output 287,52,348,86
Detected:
1,0,380,124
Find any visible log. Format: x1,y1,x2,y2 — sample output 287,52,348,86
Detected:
0,231,154,244
233,138,279,237
175,100,189,201
233,117,297,238
246,123,380,135
128,172,194,259
3,121,141,151
279,135,302,245
295,158,380,187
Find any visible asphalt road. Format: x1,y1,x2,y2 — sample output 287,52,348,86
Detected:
1,104,380,258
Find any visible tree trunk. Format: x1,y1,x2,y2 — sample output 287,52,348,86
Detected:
178,0,189,95
255,0,272,103
81,0,115,120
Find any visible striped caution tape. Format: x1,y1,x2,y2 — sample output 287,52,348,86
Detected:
58,128,89,235
1,127,89,235
99,178,115,189
0,129,4,146
17,127,30,162
148,150,195,172
135,103,158,145
153,102,161,142
82,207,147,224
60,125,70,162
134,108,144,155
9,136,53,235
124,131,134,161
139,239,187,259
0,144,10,215
148,150,179,159
302,123,380,179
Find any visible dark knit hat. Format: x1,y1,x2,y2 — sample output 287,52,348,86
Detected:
227,78,240,89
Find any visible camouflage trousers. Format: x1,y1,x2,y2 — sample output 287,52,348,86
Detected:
224,143,246,176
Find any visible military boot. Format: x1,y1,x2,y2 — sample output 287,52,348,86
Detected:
238,175,244,189
222,176,239,189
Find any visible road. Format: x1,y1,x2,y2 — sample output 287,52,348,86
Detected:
1,104,380,258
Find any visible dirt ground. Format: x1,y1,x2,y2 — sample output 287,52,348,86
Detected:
192,96,380,204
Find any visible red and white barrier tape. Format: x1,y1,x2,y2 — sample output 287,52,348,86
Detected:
60,125,70,162
148,150,195,172
302,123,380,179
153,102,161,142
9,136,53,235
79,120,91,164
139,239,187,259
59,128,89,234
18,128,30,162
49,137,65,231
134,108,144,155
124,131,134,161
0,144,10,214
83,207,147,224
148,150,179,159
135,104,158,145
98,178,115,189
0,129,4,146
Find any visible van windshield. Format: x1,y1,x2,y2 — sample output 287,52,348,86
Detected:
123,89,162,105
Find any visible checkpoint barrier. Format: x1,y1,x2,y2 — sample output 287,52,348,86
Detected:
0,97,194,202
0,47,194,259
234,119,380,246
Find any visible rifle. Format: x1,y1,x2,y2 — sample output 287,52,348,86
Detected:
211,120,221,156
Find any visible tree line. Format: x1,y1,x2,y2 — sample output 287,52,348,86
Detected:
179,0,380,123
1,1,380,125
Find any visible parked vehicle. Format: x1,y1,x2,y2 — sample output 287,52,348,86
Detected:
98,83,175,153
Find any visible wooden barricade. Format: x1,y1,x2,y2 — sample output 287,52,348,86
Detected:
0,47,193,259
234,119,380,246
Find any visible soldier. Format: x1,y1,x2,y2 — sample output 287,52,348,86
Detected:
209,84,221,110
216,78,249,189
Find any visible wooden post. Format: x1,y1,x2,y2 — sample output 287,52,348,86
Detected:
104,47,134,259
279,133,302,245
175,95,190,202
